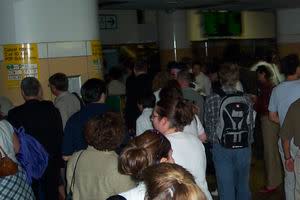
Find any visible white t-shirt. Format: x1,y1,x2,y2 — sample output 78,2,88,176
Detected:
166,132,212,200
120,182,146,200
136,108,153,136
153,89,161,103
195,72,212,96
183,115,205,137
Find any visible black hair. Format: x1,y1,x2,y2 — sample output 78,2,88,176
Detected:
81,78,106,104
134,58,148,72
177,70,193,83
137,93,156,109
48,73,68,91
167,61,185,71
280,54,300,76
256,65,272,80
21,77,41,97
109,67,123,80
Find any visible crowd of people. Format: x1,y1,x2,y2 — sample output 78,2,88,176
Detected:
1,52,300,200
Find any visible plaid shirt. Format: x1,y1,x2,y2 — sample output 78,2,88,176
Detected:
204,86,253,144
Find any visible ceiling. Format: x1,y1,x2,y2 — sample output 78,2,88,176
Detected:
98,0,300,10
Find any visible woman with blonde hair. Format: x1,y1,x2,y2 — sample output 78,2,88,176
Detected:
143,163,206,200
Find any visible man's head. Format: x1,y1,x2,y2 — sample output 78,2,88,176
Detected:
48,73,68,96
192,62,203,76
137,93,156,111
177,70,193,89
280,54,300,78
21,77,42,100
218,63,239,87
167,62,185,80
134,59,148,76
81,78,107,104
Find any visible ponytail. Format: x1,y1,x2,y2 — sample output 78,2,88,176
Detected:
156,99,197,131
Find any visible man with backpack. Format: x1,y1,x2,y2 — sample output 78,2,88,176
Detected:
204,63,255,200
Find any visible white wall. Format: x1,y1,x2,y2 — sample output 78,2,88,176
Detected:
277,8,300,43
0,0,99,44
99,10,158,45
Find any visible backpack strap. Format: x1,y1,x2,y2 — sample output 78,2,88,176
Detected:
72,92,85,108
0,145,8,158
214,88,226,98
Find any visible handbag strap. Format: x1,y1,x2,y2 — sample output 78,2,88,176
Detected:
69,150,84,193
0,145,8,158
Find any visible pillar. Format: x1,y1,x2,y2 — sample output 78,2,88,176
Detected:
158,10,191,69
277,8,300,58
0,0,102,105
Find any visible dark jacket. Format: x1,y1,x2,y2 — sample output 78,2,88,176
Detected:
125,73,152,129
7,99,63,200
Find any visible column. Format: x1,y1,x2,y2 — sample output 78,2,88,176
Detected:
158,10,191,69
277,8,300,58
0,0,102,105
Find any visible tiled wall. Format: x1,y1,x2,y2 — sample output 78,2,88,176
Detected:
0,41,101,106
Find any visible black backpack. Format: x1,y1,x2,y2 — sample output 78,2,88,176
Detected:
215,89,254,149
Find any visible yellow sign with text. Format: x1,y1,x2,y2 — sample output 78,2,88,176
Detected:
4,43,40,88
90,40,103,79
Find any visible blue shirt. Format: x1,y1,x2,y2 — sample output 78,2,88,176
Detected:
268,80,300,126
62,103,109,156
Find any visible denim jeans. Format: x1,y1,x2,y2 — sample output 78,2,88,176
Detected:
212,144,251,200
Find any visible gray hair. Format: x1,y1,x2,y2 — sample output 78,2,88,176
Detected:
219,63,239,87
21,77,41,97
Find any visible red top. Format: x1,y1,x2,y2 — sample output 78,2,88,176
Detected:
255,81,274,116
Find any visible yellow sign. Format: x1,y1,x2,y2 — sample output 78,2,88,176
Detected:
4,43,40,88
90,40,103,79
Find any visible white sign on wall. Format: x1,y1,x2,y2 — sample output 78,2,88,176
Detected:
99,15,117,30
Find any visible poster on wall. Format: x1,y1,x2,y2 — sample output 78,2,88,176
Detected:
90,40,103,79
4,43,40,88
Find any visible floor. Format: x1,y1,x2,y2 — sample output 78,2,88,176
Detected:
207,156,285,200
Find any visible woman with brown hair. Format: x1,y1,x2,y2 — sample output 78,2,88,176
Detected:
151,98,212,200
143,163,206,200
117,130,174,200
66,112,135,200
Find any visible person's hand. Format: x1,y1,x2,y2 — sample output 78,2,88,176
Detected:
198,133,207,143
250,95,258,103
285,158,294,172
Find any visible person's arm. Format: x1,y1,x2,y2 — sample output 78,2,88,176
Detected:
268,87,279,123
279,103,297,172
13,132,20,154
195,115,207,142
204,99,213,138
282,139,294,171
269,111,280,124
62,118,75,160
55,101,68,129
205,77,212,96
